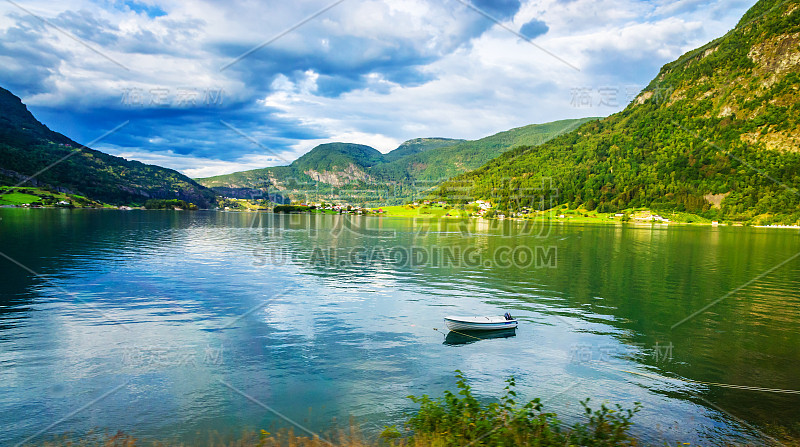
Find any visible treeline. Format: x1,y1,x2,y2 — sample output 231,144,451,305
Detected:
272,205,314,213
144,199,198,210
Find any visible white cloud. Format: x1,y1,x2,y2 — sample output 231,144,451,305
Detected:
250,0,756,154
0,0,759,176
99,147,284,178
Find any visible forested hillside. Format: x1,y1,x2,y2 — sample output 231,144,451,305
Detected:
437,0,800,223
383,138,465,162
0,87,216,207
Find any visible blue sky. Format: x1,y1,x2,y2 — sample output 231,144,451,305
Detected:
0,0,757,177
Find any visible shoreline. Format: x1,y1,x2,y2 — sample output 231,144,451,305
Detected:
4,206,799,229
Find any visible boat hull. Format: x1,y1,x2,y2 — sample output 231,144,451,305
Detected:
444,317,518,331
444,328,517,345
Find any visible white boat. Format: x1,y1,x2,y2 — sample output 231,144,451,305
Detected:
444,313,518,331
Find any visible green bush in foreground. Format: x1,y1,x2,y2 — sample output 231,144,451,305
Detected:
393,370,641,446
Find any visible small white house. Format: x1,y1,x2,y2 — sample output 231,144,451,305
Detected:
474,200,492,210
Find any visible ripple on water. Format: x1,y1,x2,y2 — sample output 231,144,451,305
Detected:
0,211,798,446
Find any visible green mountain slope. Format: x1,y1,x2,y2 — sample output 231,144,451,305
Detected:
384,138,466,162
291,143,384,185
197,118,598,203
293,143,385,171
437,0,800,223
373,118,599,182
197,143,382,190
0,87,217,207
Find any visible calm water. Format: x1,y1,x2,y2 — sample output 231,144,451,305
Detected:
1,209,799,445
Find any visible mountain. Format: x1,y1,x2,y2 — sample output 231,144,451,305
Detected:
0,87,216,207
197,118,598,203
372,118,598,182
294,143,384,184
196,143,383,190
437,0,800,223
383,138,465,162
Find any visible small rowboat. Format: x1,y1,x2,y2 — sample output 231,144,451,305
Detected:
444,313,518,331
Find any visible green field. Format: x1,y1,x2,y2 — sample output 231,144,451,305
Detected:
0,186,105,207
0,191,41,205
375,205,469,218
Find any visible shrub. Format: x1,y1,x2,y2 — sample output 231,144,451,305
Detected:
403,370,641,446
144,199,198,210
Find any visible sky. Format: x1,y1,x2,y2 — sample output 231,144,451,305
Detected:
0,0,758,178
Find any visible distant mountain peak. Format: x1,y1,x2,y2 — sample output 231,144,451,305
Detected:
397,137,461,146
292,142,385,170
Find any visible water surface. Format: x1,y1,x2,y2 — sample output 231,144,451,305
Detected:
1,209,799,445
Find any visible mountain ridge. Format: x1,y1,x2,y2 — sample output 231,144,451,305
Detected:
196,117,600,203
384,138,466,162
0,86,217,207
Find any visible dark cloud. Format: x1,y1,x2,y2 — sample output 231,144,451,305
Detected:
520,18,549,39
52,10,119,46
315,75,362,97
212,0,522,97
29,98,326,162
117,18,205,55
216,34,441,97
472,0,522,20
0,14,66,96
382,66,435,87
